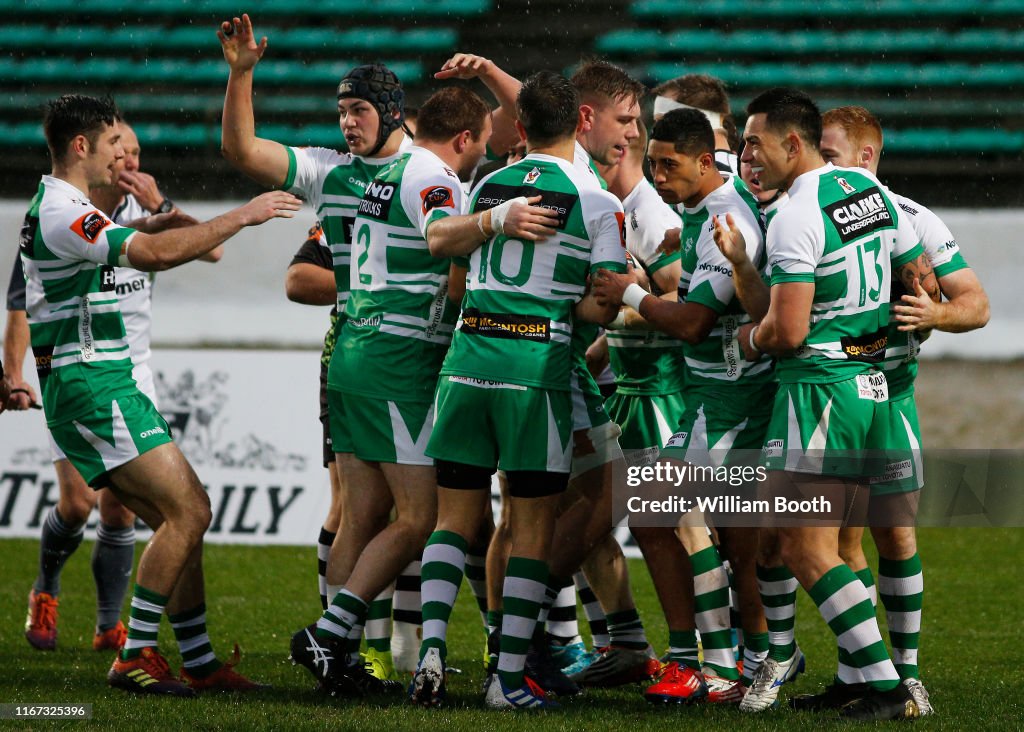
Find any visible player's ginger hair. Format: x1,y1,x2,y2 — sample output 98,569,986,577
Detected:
822,106,884,156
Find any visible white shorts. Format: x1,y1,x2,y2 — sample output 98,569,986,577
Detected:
49,363,158,462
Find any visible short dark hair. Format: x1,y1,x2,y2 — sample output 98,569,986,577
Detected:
517,71,580,147
746,87,821,151
43,94,119,161
650,108,715,158
415,87,490,143
570,59,646,108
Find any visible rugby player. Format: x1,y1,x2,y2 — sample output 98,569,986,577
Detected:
593,108,773,703
713,88,934,720
410,70,625,710
22,93,299,696
788,105,988,715
652,74,740,176
11,118,223,657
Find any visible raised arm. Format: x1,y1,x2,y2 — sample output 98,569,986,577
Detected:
435,53,522,156
218,14,292,188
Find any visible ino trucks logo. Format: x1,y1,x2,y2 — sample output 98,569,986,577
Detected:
358,181,396,221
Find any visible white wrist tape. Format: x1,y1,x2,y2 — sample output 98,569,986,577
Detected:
749,325,760,354
607,310,627,330
117,236,133,268
622,283,648,312
489,196,529,235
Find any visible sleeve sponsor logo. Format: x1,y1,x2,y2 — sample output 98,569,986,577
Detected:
19,213,39,255
697,262,733,277
615,212,626,247
897,201,919,217
823,187,893,244
839,326,888,363
306,220,323,240
357,180,396,221
475,183,577,230
70,210,111,243
420,185,455,214
459,308,550,342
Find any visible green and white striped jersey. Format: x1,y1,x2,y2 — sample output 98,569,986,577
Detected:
878,191,969,399
329,146,463,402
607,178,686,396
767,164,923,384
283,140,410,315
678,175,774,387
20,176,138,425
441,153,627,391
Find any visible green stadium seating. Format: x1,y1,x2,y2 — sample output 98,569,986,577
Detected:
0,0,490,17
631,0,1024,19
597,28,1024,56
643,62,1024,88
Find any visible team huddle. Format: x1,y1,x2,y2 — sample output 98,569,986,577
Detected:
4,11,990,723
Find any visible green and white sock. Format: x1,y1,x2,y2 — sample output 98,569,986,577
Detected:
757,564,797,662
741,631,769,686
364,586,393,654
496,556,549,690
878,554,923,680
810,565,899,691
317,588,367,643
691,546,736,678
170,603,222,678
121,584,166,660
668,629,700,671
856,566,877,609
420,530,468,662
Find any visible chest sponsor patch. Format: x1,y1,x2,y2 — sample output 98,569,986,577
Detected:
840,326,887,363
358,180,396,221
459,308,550,342
823,187,893,244
70,210,111,243
421,185,455,215
475,183,578,230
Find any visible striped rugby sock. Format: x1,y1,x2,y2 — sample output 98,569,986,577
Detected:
170,603,222,678
496,556,549,690
692,545,737,678
757,564,798,662
420,530,467,662
878,553,923,680
121,584,166,660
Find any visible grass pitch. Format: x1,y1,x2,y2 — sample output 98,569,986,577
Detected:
1,529,1021,731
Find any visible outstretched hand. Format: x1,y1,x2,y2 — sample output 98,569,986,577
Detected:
217,14,267,71
238,191,303,226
